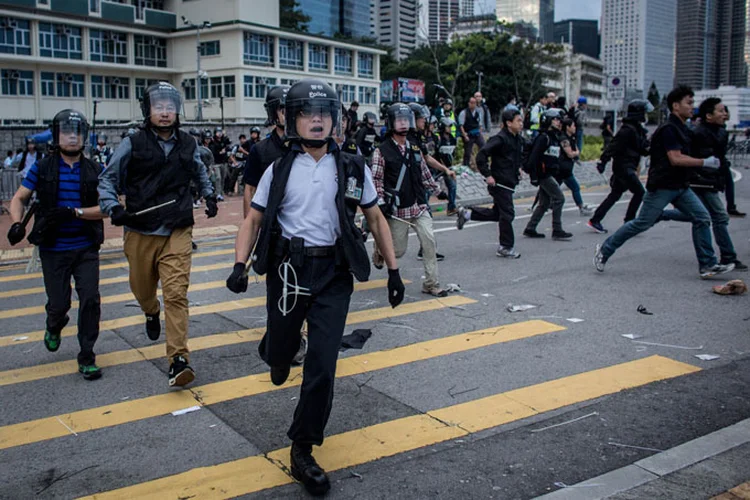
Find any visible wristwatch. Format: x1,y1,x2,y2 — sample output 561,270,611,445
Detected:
75,208,84,218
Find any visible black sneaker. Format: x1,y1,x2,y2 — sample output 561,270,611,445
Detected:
145,312,161,341
523,229,545,239
721,259,748,271
168,356,195,387
728,208,746,217
552,230,573,240
78,363,102,381
291,442,331,496
44,315,69,352
587,220,608,234
417,249,445,261
271,365,291,386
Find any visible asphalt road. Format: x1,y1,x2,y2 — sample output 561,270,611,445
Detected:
0,177,748,499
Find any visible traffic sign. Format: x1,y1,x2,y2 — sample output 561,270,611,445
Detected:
607,75,625,100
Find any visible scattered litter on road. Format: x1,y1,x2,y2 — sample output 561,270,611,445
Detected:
635,346,648,352
56,417,78,436
448,385,480,398
12,336,28,341
621,334,642,340
171,405,201,416
507,304,537,313
694,354,720,361
637,305,654,315
631,340,704,350
480,293,494,297
531,412,598,433
348,470,363,481
554,482,604,489
120,396,130,401
340,329,372,351
209,424,217,428
445,283,462,293
511,276,529,283
381,322,417,332
566,318,584,323
550,294,565,301
291,397,297,401
608,441,663,452
455,439,465,443
712,279,747,295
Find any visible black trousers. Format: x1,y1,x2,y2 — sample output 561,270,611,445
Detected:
470,185,515,248
40,246,101,365
258,253,354,446
591,170,645,224
725,167,736,211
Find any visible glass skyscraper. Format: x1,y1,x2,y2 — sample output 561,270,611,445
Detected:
496,0,555,43
298,0,371,39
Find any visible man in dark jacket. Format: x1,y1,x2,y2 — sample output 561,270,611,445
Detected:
98,82,217,387
8,109,107,380
659,98,746,270
354,111,380,159
456,107,524,258
588,99,651,233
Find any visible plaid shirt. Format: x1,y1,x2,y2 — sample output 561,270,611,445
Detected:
371,138,438,220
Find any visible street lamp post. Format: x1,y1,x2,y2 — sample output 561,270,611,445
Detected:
475,71,483,93
182,16,211,121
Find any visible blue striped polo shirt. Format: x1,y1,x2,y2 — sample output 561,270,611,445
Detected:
22,158,93,252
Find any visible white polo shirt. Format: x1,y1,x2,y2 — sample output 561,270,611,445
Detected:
252,151,378,247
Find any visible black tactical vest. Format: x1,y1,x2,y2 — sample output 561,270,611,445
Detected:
28,153,104,248
252,144,371,282
379,138,426,209
127,129,197,232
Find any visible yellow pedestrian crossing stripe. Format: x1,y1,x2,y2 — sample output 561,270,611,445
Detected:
0,295,471,387
80,355,700,500
0,247,235,284
0,278,396,348
0,317,559,450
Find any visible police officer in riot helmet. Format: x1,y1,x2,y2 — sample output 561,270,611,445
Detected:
523,108,574,240
337,103,360,154
588,99,652,233
242,85,290,217
226,79,404,496
8,109,108,380
354,111,380,158
93,134,112,168
98,81,217,388
249,126,261,144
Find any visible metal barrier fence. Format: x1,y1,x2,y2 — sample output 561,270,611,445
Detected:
0,168,21,214
728,140,750,168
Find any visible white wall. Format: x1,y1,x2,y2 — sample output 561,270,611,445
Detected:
171,0,279,28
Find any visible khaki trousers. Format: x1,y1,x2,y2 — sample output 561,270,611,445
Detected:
124,227,192,361
389,211,439,289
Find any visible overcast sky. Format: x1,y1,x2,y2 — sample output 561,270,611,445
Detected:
475,0,601,22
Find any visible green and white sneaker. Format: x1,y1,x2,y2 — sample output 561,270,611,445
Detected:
78,363,102,381
44,329,62,352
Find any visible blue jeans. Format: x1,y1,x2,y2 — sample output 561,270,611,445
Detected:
575,128,584,152
560,175,584,207
427,173,457,211
661,190,736,263
601,188,717,270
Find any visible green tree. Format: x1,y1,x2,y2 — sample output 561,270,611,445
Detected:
279,0,310,32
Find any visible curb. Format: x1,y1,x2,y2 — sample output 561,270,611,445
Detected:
535,417,750,499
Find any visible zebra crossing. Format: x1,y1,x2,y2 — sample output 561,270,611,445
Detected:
0,241,704,499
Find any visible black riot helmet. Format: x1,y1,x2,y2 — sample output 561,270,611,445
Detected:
264,85,290,128
250,126,261,135
386,103,415,136
52,109,89,153
97,133,108,144
284,79,340,148
541,108,565,130
188,127,201,138
141,81,182,131
363,111,377,126
408,102,429,120
438,117,455,134
625,99,655,123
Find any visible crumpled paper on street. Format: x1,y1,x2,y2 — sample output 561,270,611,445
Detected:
712,279,747,296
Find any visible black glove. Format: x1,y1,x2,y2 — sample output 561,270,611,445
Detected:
7,222,25,246
110,205,136,227
45,206,75,226
226,262,248,293
205,194,218,218
596,162,605,174
387,268,405,308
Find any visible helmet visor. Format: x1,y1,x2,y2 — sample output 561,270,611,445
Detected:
286,98,340,140
57,116,89,150
389,107,415,133
147,85,183,120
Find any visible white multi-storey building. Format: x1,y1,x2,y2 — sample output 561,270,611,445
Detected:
600,0,676,100
694,86,750,131
0,0,384,126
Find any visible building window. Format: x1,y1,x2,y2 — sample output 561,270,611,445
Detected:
335,83,355,103
243,75,277,99
135,0,164,20
91,75,129,100
334,48,352,75
134,35,167,67
244,33,273,66
280,78,298,86
358,53,374,78
199,40,220,56
182,78,196,100
135,78,159,99
243,75,253,98
1,69,33,96
90,30,128,64
41,72,85,97
0,17,31,55
308,44,328,72
223,75,235,98
205,75,235,98
358,86,377,105
90,0,100,13
39,23,82,60
278,38,302,70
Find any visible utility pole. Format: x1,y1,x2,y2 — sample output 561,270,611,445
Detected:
182,16,211,121
475,71,483,93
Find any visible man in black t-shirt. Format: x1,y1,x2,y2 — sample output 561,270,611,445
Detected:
594,86,734,279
